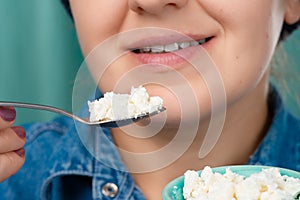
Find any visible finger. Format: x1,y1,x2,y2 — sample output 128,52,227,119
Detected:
0,149,25,182
0,106,16,129
0,126,26,153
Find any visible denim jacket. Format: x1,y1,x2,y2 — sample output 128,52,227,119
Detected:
0,89,299,200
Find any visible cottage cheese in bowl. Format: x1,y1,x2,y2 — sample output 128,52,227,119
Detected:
88,86,163,122
162,165,300,200
183,166,300,200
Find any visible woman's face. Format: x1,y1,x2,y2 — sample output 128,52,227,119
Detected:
69,0,296,124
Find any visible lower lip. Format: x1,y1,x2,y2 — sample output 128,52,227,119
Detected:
130,39,213,71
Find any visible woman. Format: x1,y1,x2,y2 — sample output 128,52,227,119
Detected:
0,0,299,199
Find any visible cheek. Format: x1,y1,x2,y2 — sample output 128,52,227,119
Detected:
200,0,285,48
200,0,285,98
214,33,274,105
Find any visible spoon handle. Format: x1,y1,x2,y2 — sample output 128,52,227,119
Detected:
0,101,87,123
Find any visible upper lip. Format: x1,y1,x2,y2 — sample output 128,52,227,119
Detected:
117,29,214,51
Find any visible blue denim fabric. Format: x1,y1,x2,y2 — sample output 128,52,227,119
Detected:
0,89,299,200
247,89,300,171
0,117,145,200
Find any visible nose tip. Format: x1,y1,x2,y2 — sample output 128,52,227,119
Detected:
129,0,188,15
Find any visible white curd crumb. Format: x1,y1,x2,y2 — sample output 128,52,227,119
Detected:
183,166,300,200
88,86,163,122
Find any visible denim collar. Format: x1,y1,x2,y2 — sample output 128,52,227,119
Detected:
247,86,300,171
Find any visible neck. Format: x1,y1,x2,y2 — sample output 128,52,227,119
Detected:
111,77,270,200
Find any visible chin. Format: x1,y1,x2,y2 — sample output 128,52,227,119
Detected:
143,83,214,128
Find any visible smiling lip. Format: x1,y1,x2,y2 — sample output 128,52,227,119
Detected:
128,35,214,71
133,46,198,68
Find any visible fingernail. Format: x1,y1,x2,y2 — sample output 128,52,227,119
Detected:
0,107,16,122
15,148,25,157
12,126,26,139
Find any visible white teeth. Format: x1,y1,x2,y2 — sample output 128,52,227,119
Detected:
198,39,206,44
179,42,190,49
142,46,151,53
137,38,209,53
190,41,199,46
150,45,164,53
164,43,179,52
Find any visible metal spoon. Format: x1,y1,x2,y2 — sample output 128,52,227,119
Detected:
0,101,166,128
295,191,300,200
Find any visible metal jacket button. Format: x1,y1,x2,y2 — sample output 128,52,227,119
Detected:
101,182,119,198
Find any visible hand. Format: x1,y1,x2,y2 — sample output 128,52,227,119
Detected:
0,106,26,182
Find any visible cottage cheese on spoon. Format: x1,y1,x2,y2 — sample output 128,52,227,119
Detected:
88,86,163,122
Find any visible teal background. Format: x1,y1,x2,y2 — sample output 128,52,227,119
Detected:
0,0,299,125
0,0,83,125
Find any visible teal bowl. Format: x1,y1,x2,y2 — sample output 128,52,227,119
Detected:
162,165,300,200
